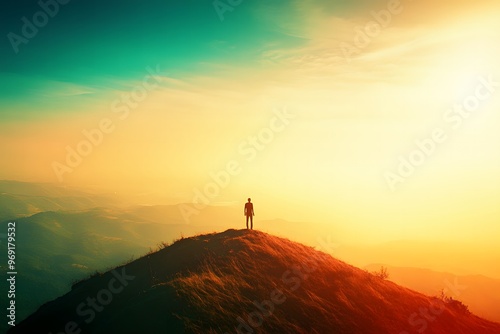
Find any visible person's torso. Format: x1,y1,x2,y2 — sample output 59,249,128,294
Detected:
245,203,253,213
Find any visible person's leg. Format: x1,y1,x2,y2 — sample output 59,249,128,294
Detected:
250,215,253,230
246,215,249,229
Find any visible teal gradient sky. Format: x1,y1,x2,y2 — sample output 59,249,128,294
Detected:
2,1,300,117
0,0,376,121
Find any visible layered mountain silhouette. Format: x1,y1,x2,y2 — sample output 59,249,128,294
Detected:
9,229,500,334
0,180,121,221
364,264,500,323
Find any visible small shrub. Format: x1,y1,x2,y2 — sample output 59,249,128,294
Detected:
437,289,470,314
372,266,389,280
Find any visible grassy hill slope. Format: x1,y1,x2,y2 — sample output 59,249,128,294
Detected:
9,229,500,334
0,208,224,333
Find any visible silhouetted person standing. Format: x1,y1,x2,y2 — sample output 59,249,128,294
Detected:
244,198,254,230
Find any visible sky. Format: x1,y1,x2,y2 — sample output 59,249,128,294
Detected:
1,0,500,250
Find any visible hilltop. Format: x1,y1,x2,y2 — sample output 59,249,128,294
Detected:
9,229,500,334
0,186,317,334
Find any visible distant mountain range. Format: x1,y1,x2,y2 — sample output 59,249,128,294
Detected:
0,180,121,221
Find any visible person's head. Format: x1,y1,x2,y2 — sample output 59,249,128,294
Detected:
247,198,251,202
